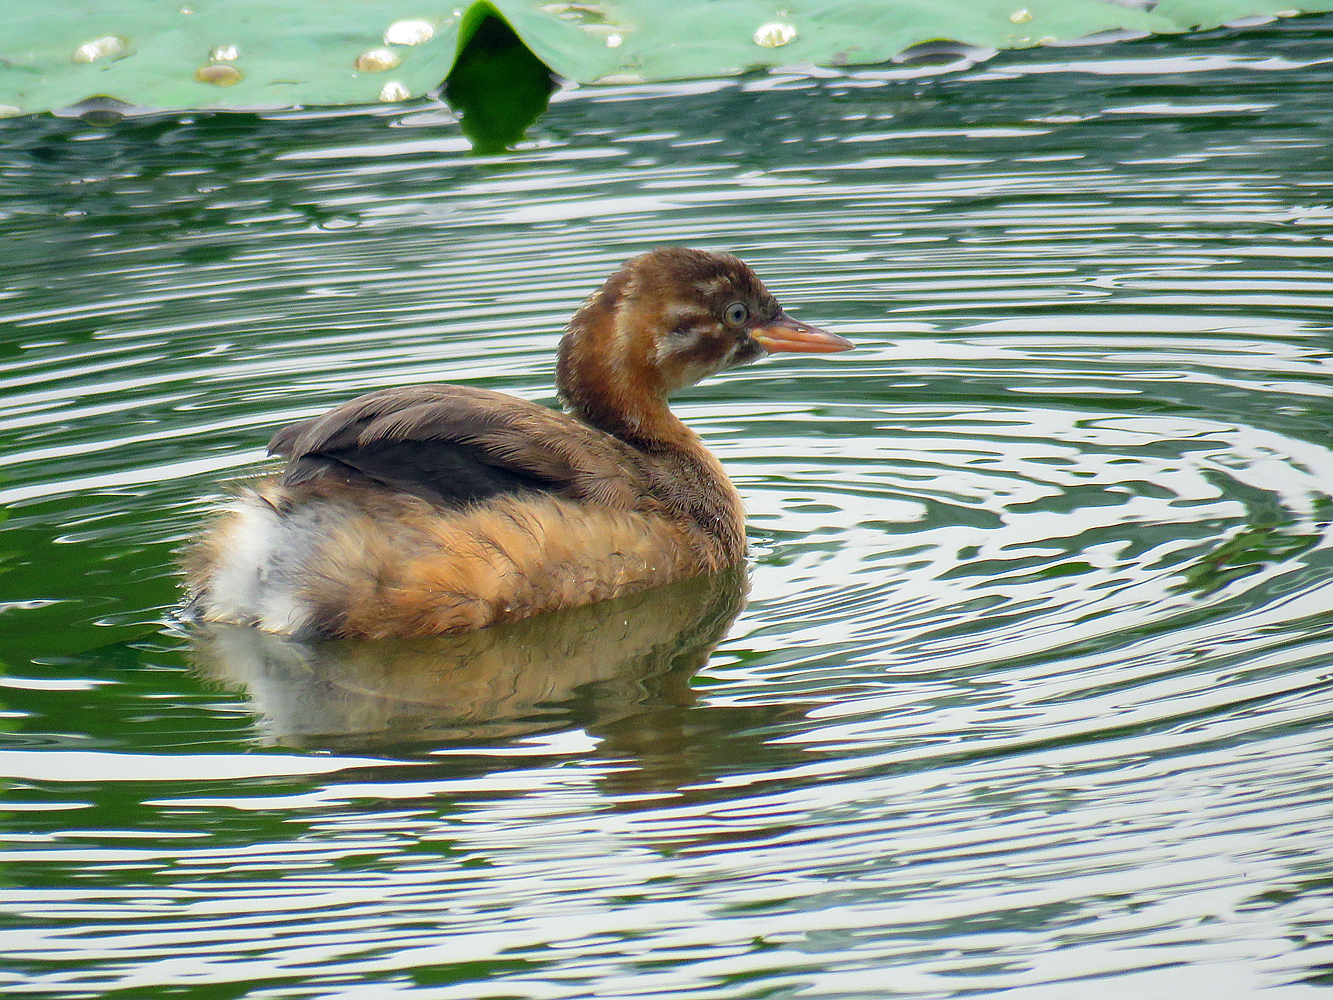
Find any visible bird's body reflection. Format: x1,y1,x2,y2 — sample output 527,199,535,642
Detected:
192,569,745,751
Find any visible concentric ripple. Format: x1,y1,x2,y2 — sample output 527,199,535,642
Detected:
2,16,1333,1000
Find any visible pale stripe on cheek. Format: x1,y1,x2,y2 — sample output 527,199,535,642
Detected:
664,302,710,324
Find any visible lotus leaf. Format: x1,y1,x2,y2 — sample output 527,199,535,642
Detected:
2,0,1330,116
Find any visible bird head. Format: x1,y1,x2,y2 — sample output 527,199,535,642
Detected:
558,249,851,433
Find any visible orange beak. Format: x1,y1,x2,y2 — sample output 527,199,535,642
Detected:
751,312,853,354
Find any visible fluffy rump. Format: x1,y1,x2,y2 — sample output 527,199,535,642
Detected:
183,480,720,639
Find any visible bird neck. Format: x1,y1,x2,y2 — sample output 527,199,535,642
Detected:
562,358,745,552
556,292,745,560
556,271,688,451
561,374,692,453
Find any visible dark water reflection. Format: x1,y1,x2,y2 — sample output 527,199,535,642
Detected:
190,570,746,751
2,15,1333,999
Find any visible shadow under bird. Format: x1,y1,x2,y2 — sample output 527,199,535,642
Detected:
191,569,747,750
183,248,852,639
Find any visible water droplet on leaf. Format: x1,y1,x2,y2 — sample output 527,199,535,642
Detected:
379,80,411,102
209,44,239,62
1010,8,1034,23
72,36,127,63
385,19,434,45
195,64,242,86
753,22,797,48
356,47,402,72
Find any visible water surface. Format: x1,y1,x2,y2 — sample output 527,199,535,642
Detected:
2,17,1332,998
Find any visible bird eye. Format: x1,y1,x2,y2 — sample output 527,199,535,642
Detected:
723,302,749,327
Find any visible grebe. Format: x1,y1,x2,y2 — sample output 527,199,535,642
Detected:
184,248,850,638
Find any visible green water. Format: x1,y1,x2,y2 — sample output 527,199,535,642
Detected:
2,17,1332,998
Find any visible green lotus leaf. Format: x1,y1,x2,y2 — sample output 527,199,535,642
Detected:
2,0,1331,116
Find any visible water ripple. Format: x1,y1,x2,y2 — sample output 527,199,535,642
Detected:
2,16,1333,999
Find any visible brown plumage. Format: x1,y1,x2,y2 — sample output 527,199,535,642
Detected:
183,248,851,639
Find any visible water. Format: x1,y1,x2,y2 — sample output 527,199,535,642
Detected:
3,17,1333,998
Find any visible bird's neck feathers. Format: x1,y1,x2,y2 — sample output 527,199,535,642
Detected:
556,264,693,452
556,264,745,560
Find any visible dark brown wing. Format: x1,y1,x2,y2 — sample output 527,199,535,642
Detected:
268,384,652,510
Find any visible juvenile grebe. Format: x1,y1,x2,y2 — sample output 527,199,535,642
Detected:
184,248,851,638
